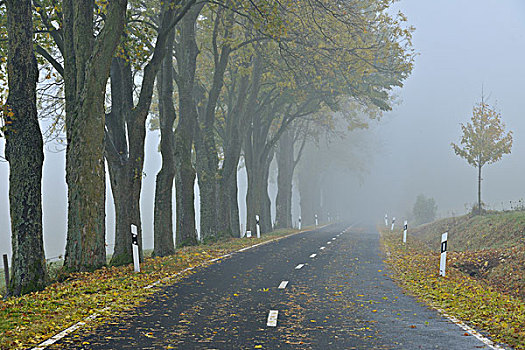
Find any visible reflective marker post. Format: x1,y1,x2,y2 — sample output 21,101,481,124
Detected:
315,214,318,227
131,224,140,273
403,220,408,244
440,232,448,277
298,216,302,230
255,215,261,238
385,214,388,227
391,217,395,231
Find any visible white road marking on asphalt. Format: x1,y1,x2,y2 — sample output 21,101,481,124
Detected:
332,237,336,240
278,281,289,289
267,310,279,327
436,308,507,350
33,226,333,350
295,264,305,270
320,246,325,250
327,241,332,245
310,253,317,258
31,308,109,350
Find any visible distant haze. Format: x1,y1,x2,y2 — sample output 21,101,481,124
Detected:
1,0,525,258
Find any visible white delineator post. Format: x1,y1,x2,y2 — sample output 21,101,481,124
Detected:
298,216,302,230
440,232,448,277
315,214,318,227
385,214,388,227
255,215,261,238
391,217,395,231
131,224,140,273
403,220,408,244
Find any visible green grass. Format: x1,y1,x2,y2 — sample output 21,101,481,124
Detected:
412,211,525,251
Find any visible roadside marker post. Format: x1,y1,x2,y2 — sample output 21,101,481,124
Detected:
315,214,318,227
403,220,408,244
440,232,448,277
255,215,261,238
391,217,395,231
131,224,140,273
3,254,9,289
385,214,388,227
298,216,302,230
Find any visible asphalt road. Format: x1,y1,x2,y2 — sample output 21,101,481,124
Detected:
50,224,497,349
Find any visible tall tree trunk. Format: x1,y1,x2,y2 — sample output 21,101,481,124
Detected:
217,70,252,237
478,164,482,215
245,152,273,234
218,143,242,237
4,0,47,296
195,134,218,241
153,29,176,257
298,168,322,226
105,57,139,266
275,129,294,229
194,6,234,241
106,3,192,264
63,0,128,272
174,5,204,246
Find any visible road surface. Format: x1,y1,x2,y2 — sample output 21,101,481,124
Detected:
49,224,498,349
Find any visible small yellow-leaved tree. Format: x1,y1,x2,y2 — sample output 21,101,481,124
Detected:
452,97,513,215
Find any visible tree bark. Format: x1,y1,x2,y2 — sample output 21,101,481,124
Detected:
4,0,47,296
217,64,254,237
245,152,273,234
105,57,137,266
153,28,176,257
173,5,204,246
275,129,294,229
478,164,482,215
106,3,189,264
63,0,128,272
298,168,322,226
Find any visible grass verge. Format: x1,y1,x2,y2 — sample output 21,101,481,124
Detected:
380,227,525,349
0,228,302,350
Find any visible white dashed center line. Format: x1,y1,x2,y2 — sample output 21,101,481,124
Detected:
332,237,336,240
267,310,279,327
295,264,305,270
320,246,325,250
278,281,289,289
309,253,317,258
327,241,332,245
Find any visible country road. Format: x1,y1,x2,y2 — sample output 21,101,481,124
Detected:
49,224,496,349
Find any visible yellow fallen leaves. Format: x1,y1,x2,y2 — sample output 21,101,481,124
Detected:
1,228,299,349
380,227,525,349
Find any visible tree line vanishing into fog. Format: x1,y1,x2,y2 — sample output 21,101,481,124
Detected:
0,0,414,296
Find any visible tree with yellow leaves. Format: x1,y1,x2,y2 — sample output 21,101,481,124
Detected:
452,95,513,215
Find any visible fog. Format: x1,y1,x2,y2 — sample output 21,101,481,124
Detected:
2,0,525,259
320,0,525,224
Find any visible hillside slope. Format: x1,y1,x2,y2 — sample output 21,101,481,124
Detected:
412,211,525,251
409,211,525,300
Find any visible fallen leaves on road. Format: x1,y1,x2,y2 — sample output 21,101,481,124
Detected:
381,228,525,349
0,229,298,349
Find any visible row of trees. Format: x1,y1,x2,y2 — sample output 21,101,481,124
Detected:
1,0,414,296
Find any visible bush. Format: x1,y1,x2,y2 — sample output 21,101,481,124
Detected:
413,194,437,225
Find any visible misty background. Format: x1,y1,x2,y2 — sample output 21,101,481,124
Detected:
1,0,525,259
